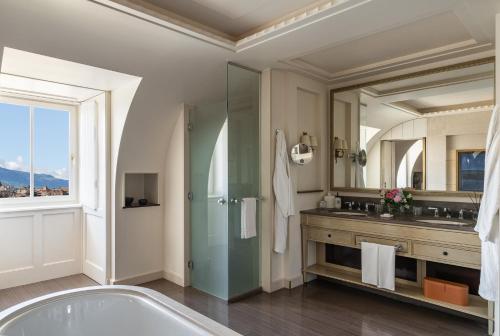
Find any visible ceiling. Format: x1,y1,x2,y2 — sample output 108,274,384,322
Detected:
143,0,321,37
284,2,497,86
299,12,472,74
105,0,500,88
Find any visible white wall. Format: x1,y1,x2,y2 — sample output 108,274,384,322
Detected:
163,106,189,286
262,70,328,291
0,207,81,289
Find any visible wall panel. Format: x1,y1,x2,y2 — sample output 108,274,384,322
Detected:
0,208,81,290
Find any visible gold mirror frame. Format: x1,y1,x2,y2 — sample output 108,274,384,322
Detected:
329,57,495,197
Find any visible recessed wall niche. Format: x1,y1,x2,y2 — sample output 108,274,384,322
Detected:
123,173,159,208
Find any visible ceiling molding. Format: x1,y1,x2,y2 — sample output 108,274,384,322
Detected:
330,56,495,93
235,0,371,51
92,0,371,52
363,71,494,97
418,99,494,114
284,39,494,85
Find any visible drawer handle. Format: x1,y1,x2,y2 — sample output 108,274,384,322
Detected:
443,251,448,256
327,234,332,238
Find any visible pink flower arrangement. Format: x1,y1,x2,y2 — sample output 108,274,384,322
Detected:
380,188,413,213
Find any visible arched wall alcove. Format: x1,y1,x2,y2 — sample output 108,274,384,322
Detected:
0,0,232,283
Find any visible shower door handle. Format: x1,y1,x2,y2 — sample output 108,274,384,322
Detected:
217,198,227,205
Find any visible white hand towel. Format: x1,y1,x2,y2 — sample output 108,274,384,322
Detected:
361,242,378,286
377,244,396,291
241,198,257,239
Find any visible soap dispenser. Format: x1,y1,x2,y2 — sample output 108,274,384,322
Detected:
324,192,335,208
334,192,342,209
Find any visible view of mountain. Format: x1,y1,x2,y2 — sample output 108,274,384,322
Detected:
0,167,68,188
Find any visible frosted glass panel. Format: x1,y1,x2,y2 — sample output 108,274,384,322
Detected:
189,64,260,301
227,63,260,299
190,101,228,299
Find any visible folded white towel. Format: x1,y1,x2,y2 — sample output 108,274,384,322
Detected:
361,242,378,286
241,198,257,239
377,244,396,291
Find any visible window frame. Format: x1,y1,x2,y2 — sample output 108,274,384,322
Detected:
0,95,78,207
456,149,485,192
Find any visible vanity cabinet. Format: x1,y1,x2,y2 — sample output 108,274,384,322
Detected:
301,213,493,333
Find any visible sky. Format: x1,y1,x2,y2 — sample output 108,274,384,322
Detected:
0,102,69,180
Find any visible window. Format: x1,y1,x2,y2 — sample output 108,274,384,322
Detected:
457,150,485,192
0,97,76,202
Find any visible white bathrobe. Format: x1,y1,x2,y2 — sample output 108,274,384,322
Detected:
476,105,500,301
273,129,296,253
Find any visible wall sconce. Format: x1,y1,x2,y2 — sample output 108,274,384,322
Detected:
333,136,348,163
300,132,318,151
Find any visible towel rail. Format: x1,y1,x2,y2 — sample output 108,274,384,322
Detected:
361,239,404,252
229,197,264,204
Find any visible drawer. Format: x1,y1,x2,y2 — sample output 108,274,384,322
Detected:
413,242,480,267
355,235,409,253
307,228,352,245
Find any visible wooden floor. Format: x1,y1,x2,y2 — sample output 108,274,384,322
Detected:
0,274,487,335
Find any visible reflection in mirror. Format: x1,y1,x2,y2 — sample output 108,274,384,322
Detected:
291,143,313,165
332,60,494,193
380,139,425,190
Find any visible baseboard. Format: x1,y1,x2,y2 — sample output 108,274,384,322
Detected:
270,278,286,292
287,275,303,289
162,270,185,287
111,270,163,285
270,274,304,292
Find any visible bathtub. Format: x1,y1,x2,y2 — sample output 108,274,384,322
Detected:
0,286,241,336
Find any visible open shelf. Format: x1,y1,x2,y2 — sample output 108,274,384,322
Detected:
122,203,160,209
123,173,159,208
305,264,490,320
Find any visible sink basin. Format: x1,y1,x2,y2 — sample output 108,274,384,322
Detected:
416,219,470,226
330,211,367,216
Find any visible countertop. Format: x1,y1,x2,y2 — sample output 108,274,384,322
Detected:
300,208,476,232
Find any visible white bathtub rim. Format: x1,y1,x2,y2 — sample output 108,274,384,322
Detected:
0,285,242,336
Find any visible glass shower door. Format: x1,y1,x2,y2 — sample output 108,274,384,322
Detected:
227,63,260,299
189,101,229,299
189,63,260,301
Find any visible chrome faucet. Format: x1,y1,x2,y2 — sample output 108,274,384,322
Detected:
458,209,464,220
428,207,439,218
443,207,452,219
345,202,353,210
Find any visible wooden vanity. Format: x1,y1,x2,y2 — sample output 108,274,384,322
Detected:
301,210,494,333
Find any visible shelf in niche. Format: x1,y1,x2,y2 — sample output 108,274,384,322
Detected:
123,173,159,208
123,203,160,209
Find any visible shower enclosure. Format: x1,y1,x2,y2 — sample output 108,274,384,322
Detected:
189,63,260,300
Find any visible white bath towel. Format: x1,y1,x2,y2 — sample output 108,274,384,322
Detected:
273,129,296,253
361,242,378,286
476,105,500,300
377,244,396,291
241,198,257,239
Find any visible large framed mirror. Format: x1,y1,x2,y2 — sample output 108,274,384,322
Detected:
330,57,494,196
